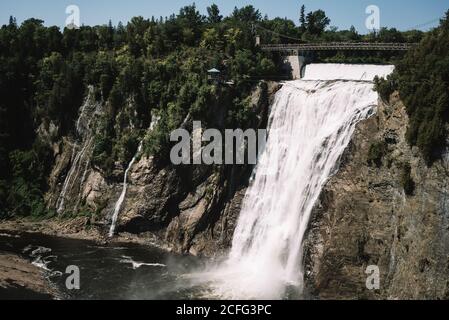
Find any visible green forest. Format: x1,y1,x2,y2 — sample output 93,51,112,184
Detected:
375,10,449,165
0,3,446,218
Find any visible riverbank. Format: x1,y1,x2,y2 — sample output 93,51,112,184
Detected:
0,218,173,253
0,218,105,242
0,251,57,299
0,228,206,300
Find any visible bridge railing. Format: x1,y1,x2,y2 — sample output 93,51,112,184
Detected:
261,42,416,52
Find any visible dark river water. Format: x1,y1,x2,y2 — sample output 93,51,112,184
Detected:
0,231,208,300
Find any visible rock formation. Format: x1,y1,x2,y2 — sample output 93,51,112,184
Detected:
304,92,449,299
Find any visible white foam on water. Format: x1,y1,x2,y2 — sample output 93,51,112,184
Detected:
119,256,166,270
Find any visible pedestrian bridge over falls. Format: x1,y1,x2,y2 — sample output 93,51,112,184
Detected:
261,42,414,53
260,42,416,79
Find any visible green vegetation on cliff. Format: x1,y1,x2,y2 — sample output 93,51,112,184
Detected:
375,11,449,165
367,140,388,168
0,5,282,218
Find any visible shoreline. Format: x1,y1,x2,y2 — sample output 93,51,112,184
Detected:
0,218,174,300
0,218,175,253
0,251,58,300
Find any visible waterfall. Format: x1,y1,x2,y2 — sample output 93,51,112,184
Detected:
302,63,395,81
56,86,98,214
205,64,393,299
108,141,143,238
108,113,161,238
56,137,93,214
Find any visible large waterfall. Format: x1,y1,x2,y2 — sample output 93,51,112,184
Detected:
205,64,393,299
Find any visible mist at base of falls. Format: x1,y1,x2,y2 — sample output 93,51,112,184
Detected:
194,64,394,300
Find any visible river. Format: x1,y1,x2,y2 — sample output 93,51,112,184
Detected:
0,231,206,300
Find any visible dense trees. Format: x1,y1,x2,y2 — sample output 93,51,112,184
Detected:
0,3,283,217
373,11,449,165
397,11,449,164
0,3,441,218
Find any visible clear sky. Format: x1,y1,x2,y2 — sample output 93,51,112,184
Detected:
1,0,448,33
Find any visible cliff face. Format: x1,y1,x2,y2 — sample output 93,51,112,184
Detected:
42,81,449,298
44,82,280,256
304,92,449,299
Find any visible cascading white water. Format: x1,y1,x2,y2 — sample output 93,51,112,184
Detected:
302,63,395,81
56,86,98,214
108,114,161,238
108,141,143,238
204,64,393,299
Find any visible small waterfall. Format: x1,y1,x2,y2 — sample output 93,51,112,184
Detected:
108,141,143,238
205,64,393,299
56,86,99,214
108,114,161,238
56,137,93,214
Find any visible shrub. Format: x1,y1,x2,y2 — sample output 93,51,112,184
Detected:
6,139,52,217
367,141,388,168
374,73,398,103
92,132,114,176
400,163,415,196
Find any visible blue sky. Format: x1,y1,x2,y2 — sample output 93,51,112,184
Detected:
0,0,448,33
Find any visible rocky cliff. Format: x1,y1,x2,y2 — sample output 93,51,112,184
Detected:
42,81,449,299
44,81,280,257
304,92,449,299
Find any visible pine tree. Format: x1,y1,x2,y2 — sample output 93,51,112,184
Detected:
299,5,306,32
107,20,114,49
306,10,330,35
8,15,17,28
207,4,222,24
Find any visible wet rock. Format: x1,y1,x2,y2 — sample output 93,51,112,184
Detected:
304,93,449,299
44,81,279,256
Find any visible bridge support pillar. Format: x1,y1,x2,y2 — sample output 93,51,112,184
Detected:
283,54,307,79
298,55,307,78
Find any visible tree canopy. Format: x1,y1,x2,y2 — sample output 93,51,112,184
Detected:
374,10,449,165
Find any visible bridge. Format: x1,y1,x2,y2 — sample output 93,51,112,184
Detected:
259,42,416,79
260,42,415,53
